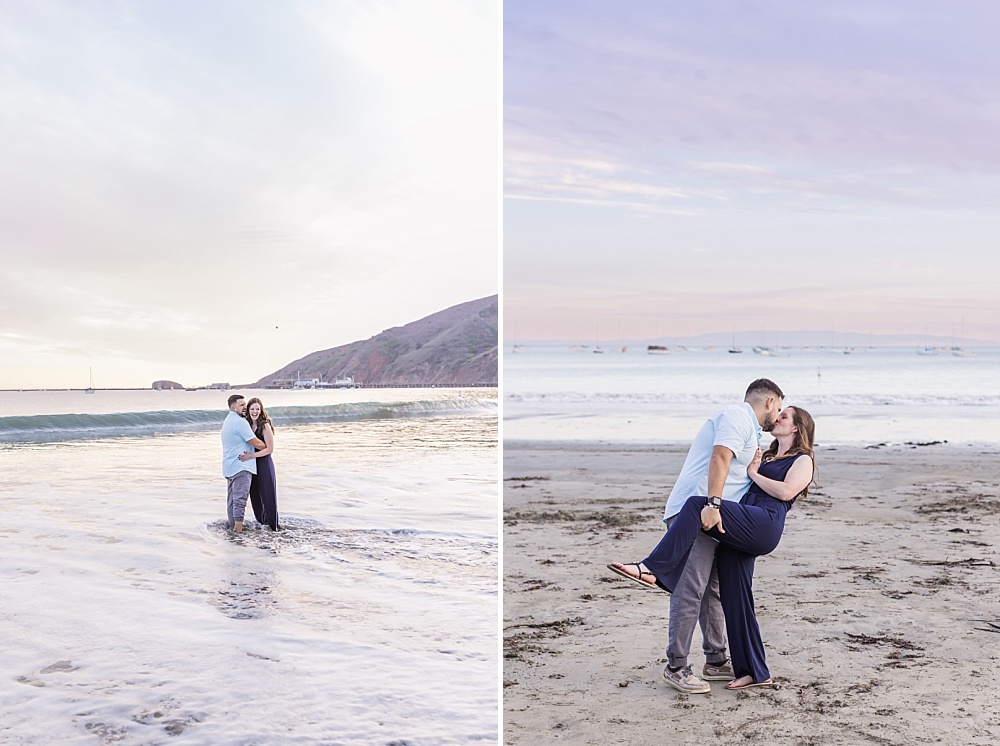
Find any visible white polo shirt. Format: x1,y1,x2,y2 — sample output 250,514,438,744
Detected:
661,401,762,522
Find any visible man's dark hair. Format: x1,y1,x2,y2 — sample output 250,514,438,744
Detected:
227,394,245,407
745,378,784,400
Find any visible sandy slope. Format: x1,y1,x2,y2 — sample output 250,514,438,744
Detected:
503,440,1000,745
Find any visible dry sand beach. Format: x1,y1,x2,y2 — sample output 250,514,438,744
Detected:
504,440,1000,745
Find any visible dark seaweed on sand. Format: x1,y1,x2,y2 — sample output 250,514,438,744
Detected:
503,617,584,661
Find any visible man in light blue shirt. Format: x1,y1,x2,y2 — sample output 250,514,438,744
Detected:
221,394,266,533
661,401,764,522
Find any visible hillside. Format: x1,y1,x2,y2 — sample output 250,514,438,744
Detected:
254,295,498,387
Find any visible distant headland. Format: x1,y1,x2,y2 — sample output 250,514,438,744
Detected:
251,295,498,389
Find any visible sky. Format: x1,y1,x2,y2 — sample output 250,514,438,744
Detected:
0,0,498,389
504,1,1000,345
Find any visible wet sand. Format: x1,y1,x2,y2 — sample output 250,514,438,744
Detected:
503,440,1000,745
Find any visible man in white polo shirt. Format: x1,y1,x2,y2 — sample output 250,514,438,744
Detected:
609,378,783,693
221,394,266,533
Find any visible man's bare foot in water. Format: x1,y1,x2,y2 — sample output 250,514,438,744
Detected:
234,521,244,533
607,562,660,589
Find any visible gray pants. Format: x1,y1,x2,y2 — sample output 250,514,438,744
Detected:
665,515,728,669
226,471,252,528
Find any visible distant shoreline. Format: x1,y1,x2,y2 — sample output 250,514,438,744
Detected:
505,339,1000,348
0,383,498,393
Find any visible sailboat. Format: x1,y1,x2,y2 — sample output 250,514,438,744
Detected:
916,325,939,355
593,324,604,353
85,368,96,394
950,321,976,357
752,325,772,355
511,323,525,354
728,326,742,354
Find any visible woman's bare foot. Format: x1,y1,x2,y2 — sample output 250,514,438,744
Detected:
607,562,659,588
726,675,773,689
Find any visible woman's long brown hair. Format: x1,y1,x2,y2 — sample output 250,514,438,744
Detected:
244,397,274,437
762,406,816,497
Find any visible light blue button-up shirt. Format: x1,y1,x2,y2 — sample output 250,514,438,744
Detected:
662,401,762,521
221,411,258,478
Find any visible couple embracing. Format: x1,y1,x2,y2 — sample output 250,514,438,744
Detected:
609,378,815,691
221,394,281,533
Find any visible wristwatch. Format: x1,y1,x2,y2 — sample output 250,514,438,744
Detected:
707,496,722,509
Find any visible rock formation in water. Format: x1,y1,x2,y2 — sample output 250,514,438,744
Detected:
254,295,498,387
152,380,185,390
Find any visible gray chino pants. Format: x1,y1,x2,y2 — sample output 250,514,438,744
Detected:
664,515,728,669
226,471,252,528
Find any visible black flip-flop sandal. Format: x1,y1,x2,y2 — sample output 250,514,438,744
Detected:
607,562,660,590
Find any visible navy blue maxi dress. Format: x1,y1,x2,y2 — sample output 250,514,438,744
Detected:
642,454,803,684
248,426,279,530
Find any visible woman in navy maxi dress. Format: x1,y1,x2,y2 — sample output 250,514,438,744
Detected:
244,397,280,531
610,406,815,689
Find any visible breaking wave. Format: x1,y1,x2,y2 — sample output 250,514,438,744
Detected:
0,398,497,443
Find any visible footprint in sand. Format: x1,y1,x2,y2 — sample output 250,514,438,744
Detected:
132,704,205,737
84,721,127,743
18,660,79,685
40,660,79,674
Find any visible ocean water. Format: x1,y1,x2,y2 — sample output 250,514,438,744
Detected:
504,345,1000,445
0,388,498,746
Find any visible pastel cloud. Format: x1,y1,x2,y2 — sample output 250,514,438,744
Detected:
504,0,1000,343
